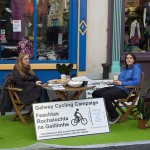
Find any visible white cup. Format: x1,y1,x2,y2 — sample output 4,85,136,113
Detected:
61,74,66,80
114,76,118,81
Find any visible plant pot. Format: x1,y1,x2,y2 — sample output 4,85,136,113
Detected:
137,118,148,129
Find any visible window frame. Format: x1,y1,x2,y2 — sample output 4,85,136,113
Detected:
120,0,150,61
107,0,150,63
0,0,78,64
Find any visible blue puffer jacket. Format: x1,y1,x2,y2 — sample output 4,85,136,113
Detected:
115,64,142,94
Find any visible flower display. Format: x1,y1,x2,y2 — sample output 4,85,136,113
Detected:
17,37,34,59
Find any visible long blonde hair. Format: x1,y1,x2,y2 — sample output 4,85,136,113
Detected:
13,53,35,77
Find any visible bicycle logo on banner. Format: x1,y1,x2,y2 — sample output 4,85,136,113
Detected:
71,108,88,126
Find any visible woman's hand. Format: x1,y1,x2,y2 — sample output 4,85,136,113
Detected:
36,81,42,85
113,80,122,85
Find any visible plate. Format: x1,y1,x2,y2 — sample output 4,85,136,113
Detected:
47,79,70,86
48,83,61,87
47,79,61,84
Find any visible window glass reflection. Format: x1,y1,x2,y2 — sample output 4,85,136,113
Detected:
0,0,69,60
124,0,150,52
36,0,69,60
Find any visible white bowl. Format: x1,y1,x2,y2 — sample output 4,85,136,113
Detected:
68,81,83,88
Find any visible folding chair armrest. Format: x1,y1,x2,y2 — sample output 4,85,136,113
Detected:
124,86,140,89
7,87,23,92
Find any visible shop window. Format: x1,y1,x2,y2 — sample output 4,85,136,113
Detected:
124,0,150,52
0,0,70,61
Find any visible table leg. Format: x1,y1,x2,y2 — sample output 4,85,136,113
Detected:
55,91,68,101
71,90,83,100
56,90,84,101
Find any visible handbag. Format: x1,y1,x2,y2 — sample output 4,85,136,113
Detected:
143,88,150,106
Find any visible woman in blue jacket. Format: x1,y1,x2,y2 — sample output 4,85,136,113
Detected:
92,53,142,124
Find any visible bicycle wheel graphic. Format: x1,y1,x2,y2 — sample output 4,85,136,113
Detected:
81,118,88,125
71,119,78,126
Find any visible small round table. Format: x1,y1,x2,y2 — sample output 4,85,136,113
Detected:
42,84,95,101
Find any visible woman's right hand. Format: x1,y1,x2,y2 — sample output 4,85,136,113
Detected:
36,81,42,85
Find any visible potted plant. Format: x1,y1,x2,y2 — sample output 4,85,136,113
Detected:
56,63,73,77
136,96,150,129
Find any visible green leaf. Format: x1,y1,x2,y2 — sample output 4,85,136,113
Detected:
136,96,150,121
56,63,73,75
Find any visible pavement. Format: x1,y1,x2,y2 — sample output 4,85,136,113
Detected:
1,141,150,150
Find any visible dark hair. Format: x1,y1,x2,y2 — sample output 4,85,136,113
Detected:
124,52,137,68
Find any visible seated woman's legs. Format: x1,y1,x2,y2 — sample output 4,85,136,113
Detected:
92,87,112,98
40,89,49,102
92,87,128,120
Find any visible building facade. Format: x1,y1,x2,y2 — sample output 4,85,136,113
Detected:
0,0,149,85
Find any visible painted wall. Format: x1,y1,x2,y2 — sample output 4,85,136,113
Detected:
87,0,108,77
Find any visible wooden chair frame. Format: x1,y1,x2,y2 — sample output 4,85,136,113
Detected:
7,83,32,125
113,72,144,123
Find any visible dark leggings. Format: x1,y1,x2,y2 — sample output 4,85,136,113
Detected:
40,89,49,102
92,87,128,119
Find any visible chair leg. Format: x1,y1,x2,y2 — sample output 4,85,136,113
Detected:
119,103,131,122
12,105,25,121
130,112,138,120
119,100,138,123
13,104,28,125
18,112,28,125
130,108,139,120
114,101,125,115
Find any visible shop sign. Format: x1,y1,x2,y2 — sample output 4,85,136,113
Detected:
32,98,109,140
13,20,21,32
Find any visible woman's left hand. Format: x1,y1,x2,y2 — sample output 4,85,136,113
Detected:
113,80,122,85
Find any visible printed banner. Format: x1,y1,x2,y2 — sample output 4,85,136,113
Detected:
86,80,113,99
32,98,109,140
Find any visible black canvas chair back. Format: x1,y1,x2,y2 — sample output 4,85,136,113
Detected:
0,74,13,115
